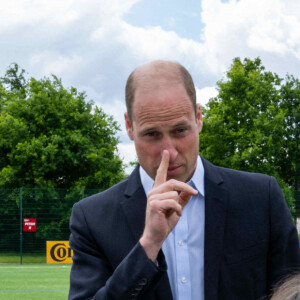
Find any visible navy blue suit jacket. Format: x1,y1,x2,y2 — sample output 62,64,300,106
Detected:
69,157,300,300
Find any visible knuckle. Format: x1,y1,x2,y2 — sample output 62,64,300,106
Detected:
148,195,156,203
168,179,176,190
148,188,159,198
171,191,179,198
169,179,176,185
169,199,177,206
149,201,158,210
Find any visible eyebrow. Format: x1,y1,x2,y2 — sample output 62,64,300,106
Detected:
139,126,158,134
140,121,190,133
172,121,189,127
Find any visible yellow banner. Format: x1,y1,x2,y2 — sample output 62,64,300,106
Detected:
46,241,73,264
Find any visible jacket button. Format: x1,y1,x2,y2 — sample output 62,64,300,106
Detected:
135,286,143,292
138,278,148,286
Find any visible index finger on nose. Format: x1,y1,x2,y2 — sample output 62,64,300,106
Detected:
154,150,169,188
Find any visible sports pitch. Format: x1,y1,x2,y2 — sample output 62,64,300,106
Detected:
0,264,71,300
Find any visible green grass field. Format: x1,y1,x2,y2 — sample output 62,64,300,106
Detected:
0,253,45,264
0,264,71,300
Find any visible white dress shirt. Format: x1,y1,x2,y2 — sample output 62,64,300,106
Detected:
140,156,205,300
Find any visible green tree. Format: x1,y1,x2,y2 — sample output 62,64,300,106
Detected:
1,63,26,92
0,63,125,190
199,57,299,210
279,75,300,190
0,64,126,252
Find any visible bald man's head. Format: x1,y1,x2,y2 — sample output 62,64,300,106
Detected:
125,60,197,122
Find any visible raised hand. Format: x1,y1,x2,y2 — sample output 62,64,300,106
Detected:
139,150,198,262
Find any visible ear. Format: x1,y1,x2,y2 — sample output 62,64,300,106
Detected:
124,112,134,140
196,104,203,133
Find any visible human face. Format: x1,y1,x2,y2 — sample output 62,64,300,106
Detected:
125,83,202,182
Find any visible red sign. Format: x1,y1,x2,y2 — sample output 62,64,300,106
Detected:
23,218,36,232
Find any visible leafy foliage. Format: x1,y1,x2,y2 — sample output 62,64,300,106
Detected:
0,64,126,252
0,64,125,190
199,57,299,210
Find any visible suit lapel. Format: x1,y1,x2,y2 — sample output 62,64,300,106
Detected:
202,157,228,300
120,166,173,300
120,166,147,241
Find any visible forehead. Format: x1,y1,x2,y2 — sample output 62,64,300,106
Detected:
132,83,195,128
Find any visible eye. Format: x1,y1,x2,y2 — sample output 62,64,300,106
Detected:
141,130,161,139
145,131,156,137
176,128,187,134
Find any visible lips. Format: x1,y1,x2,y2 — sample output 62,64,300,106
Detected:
168,166,180,171
167,165,181,175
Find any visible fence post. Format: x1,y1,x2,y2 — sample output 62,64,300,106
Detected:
20,187,23,265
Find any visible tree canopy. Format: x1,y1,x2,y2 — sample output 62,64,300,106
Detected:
0,63,125,189
199,57,299,209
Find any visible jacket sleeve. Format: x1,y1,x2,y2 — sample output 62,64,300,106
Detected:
267,176,300,290
68,201,167,300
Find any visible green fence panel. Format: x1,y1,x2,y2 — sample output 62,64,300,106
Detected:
0,188,102,263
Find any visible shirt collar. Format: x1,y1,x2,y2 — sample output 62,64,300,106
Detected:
139,155,205,197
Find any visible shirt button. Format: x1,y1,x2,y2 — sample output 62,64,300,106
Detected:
178,240,183,246
181,277,187,283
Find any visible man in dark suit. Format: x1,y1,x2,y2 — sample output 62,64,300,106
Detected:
68,61,300,300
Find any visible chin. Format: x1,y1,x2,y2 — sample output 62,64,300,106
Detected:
167,174,185,182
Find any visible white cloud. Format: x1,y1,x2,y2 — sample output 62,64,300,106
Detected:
0,0,142,29
246,2,300,56
0,0,81,30
90,20,208,77
200,0,300,75
100,99,128,138
196,86,218,107
29,51,82,77
117,142,137,174
114,21,218,86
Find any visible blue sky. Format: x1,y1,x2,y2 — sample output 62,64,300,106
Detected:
124,0,203,41
1,0,300,173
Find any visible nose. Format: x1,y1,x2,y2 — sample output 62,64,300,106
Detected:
161,136,178,162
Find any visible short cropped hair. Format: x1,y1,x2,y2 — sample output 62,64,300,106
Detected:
125,61,197,122
271,273,300,300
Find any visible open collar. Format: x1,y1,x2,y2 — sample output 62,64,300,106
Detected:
139,155,205,197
